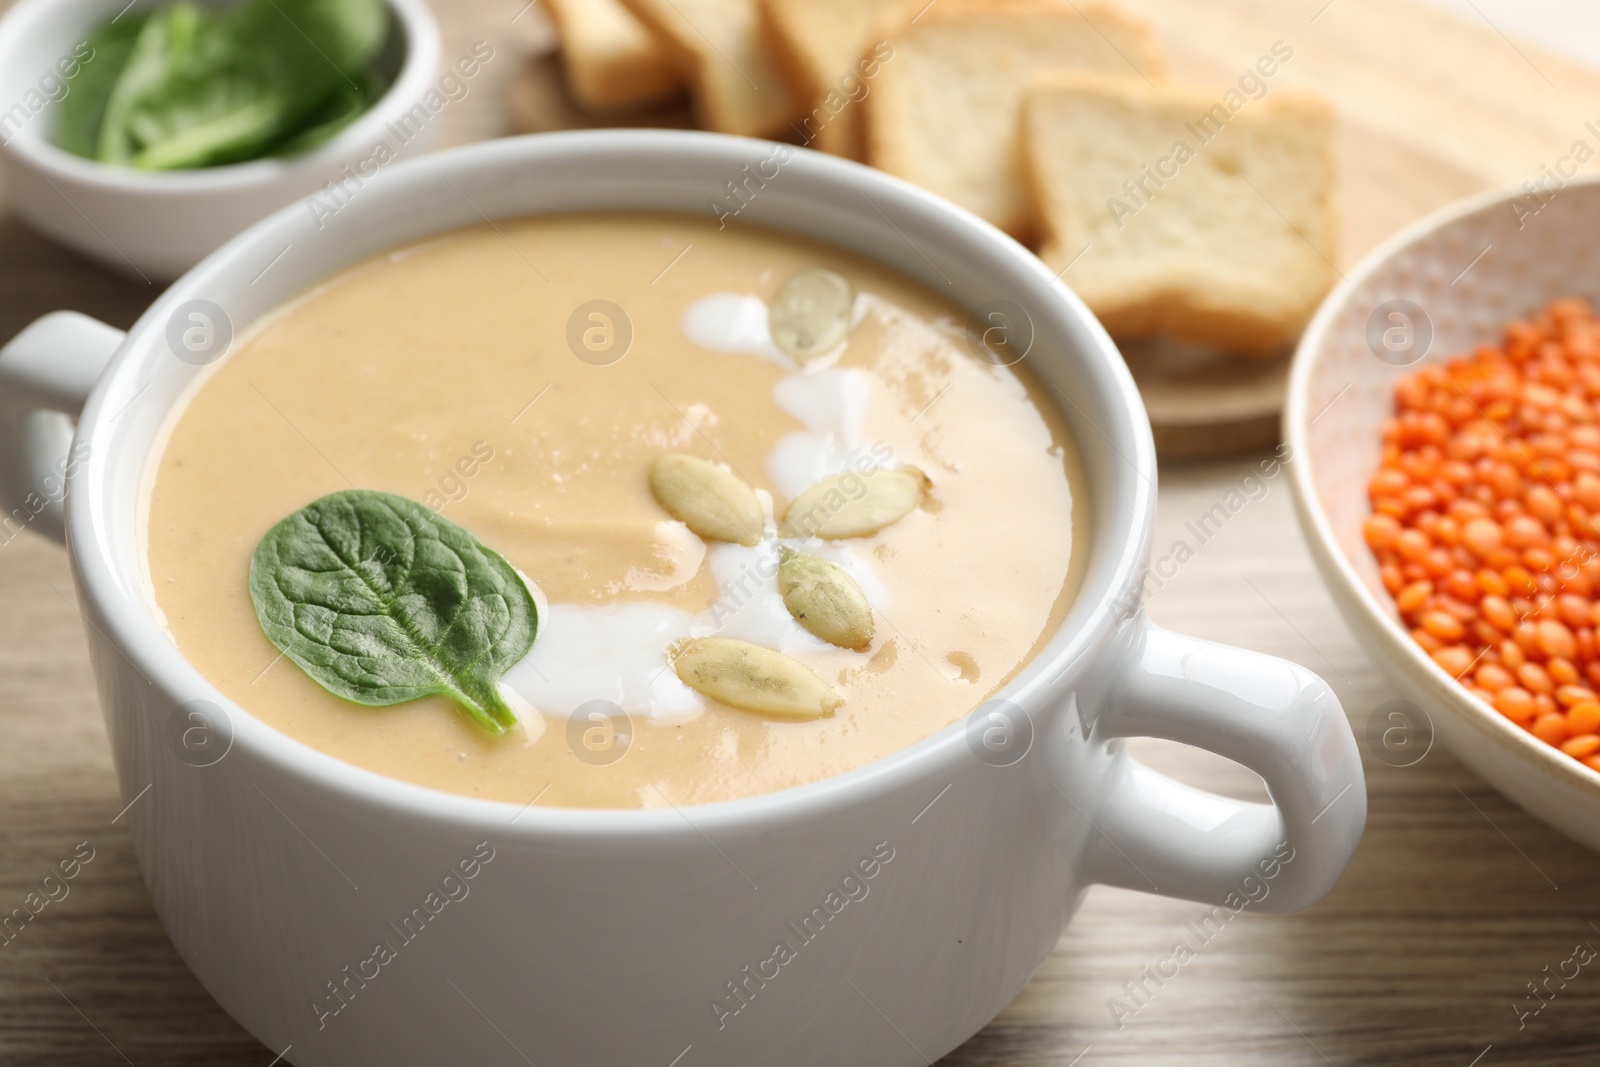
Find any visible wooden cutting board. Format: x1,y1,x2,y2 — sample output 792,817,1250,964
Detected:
513,0,1600,459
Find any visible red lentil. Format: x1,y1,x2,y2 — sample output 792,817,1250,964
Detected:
1493,686,1536,723
1562,735,1600,759
1475,663,1515,690
1366,299,1600,773
1550,657,1582,685
1517,662,1555,695
1534,712,1571,745
1569,701,1600,734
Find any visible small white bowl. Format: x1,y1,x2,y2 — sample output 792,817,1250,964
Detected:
0,0,441,281
1288,175,1600,851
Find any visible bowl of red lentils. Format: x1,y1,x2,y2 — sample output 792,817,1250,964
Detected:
1288,176,1600,851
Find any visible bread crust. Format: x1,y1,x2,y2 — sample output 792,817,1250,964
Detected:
759,0,916,158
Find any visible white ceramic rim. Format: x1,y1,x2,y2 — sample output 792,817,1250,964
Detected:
0,0,441,191
1287,173,1600,793
66,129,1160,840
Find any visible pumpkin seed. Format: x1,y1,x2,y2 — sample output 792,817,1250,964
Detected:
769,267,854,362
670,637,839,719
780,467,930,539
649,453,764,546
778,547,874,650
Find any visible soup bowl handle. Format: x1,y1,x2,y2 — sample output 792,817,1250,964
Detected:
0,312,125,544
1082,620,1366,912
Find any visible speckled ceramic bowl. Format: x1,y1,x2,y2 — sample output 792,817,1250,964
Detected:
1288,175,1600,851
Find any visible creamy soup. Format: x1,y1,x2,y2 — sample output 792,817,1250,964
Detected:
144,214,1086,808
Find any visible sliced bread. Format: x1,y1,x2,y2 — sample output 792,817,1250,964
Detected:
865,0,1163,237
759,0,914,158
620,0,801,137
547,0,685,115
1025,71,1337,354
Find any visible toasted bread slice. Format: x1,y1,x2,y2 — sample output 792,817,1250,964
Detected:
509,53,696,134
1025,71,1337,354
620,0,801,137
546,0,685,115
865,0,1163,238
760,0,914,158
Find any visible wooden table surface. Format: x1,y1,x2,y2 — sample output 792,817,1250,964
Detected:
5,2,1600,1065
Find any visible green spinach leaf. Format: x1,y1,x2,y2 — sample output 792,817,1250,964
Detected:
274,65,388,155
247,0,388,77
64,0,389,169
54,15,148,159
249,490,538,735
